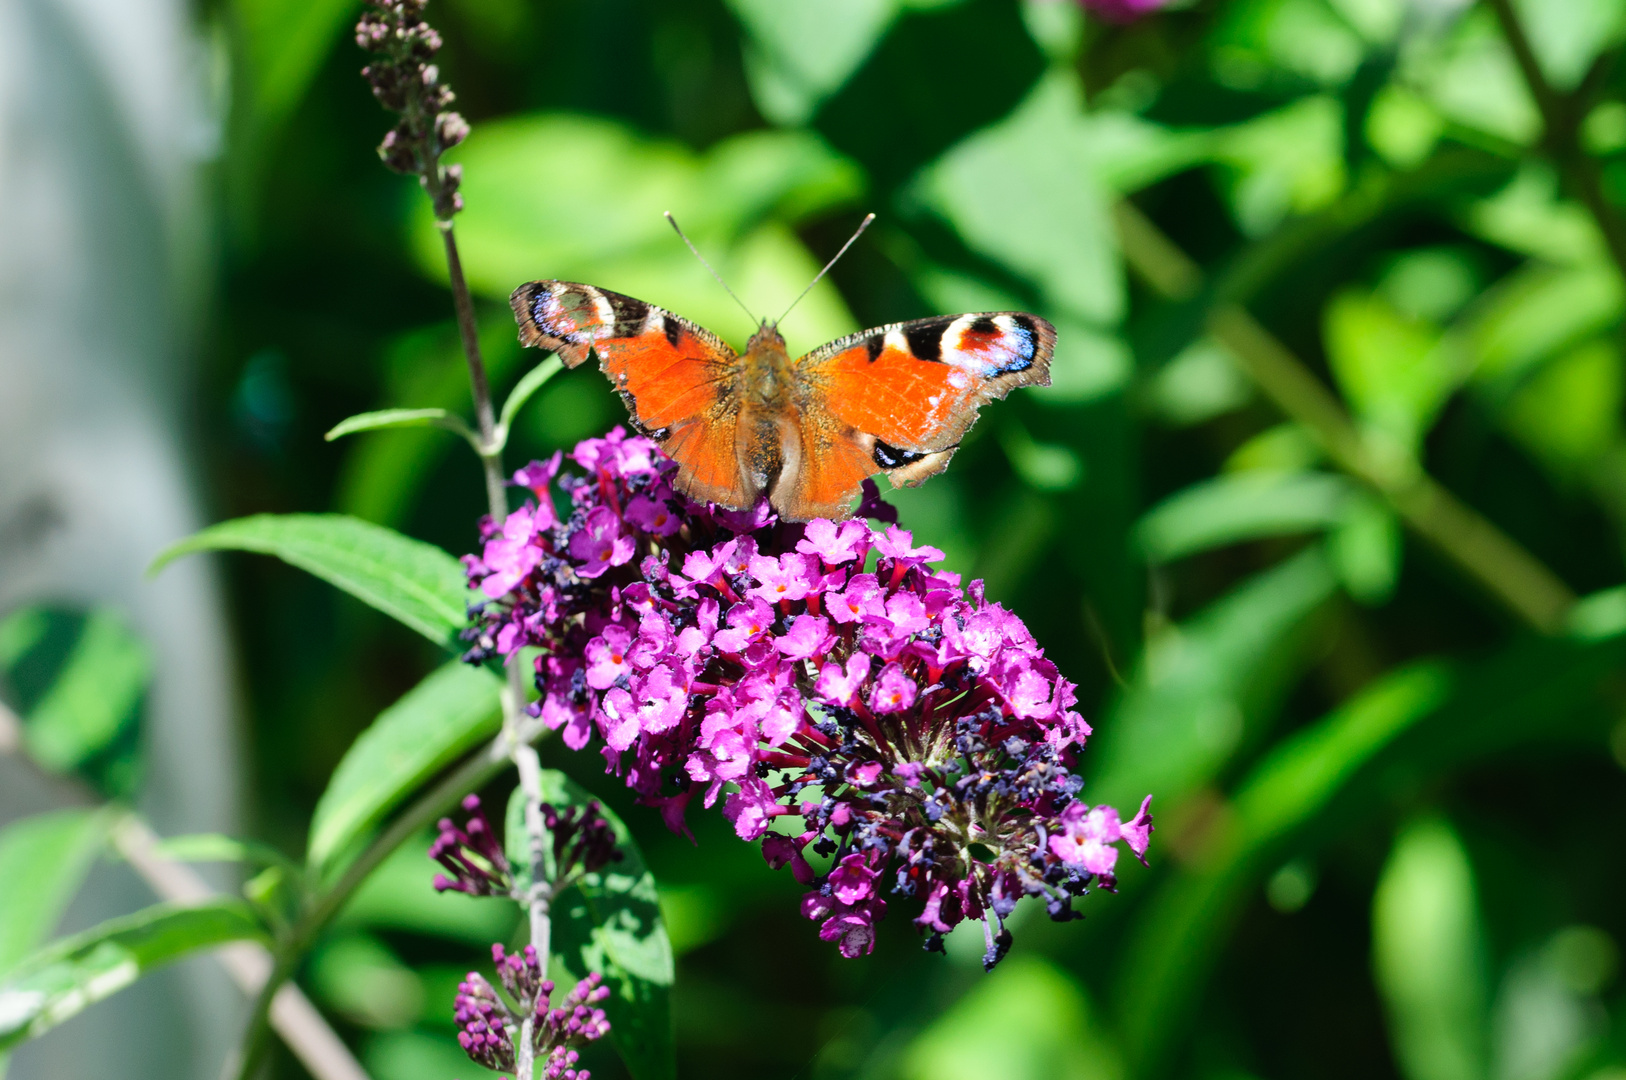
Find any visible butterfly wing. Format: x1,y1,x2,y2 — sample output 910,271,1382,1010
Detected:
775,313,1055,520
510,280,754,508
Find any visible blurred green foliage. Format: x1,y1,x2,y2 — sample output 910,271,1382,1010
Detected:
11,0,1626,1077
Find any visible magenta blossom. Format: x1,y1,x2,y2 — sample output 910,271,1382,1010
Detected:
462,428,1153,968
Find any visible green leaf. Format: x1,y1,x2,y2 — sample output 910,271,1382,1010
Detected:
150,515,471,649
307,662,503,878
1113,626,1626,1074
1089,548,1340,811
1373,818,1489,1080
413,116,861,350
913,69,1122,325
1328,492,1402,605
0,810,112,977
496,357,564,440
333,831,520,946
1135,471,1353,563
21,609,151,776
900,955,1123,1080
324,408,476,445
727,0,905,125
1502,338,1623,474
145,833,300,876
0,899,266,1052
1114,663,1455,1072
0,608,49,670
526,771,674,1080
1323,288,1457,454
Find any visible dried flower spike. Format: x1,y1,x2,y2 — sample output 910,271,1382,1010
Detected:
355,0,468,219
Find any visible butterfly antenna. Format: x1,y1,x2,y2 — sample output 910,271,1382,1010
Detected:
664,212,758,325
777,212,875,325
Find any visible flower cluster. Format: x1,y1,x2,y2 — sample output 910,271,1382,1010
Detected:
456,945,610,1078
462,429,1152,967
429,793,620,898
355,0,469,219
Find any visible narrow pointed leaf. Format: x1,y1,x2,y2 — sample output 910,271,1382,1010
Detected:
0,899,266,1051
325,407,475,444
308,661,503,879
150,515,471,648
0,810,113,977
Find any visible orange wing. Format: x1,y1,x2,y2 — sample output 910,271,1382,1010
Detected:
775,313,1056,520
510,281,752,508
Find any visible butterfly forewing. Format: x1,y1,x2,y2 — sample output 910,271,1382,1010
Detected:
510,280,753,507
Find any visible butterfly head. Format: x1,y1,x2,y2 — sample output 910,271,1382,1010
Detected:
747,320,786,355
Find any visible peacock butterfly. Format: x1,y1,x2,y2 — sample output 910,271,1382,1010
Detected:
508,217,1055,522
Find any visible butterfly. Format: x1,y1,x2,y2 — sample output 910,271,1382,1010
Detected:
508,221,1055,522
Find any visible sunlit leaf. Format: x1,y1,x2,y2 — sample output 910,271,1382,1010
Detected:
0,900,266,1051
902,955,1123,1080
307,662,503,878
1373,817,1489,1080
412,116,861,349
913,69,1122,325
727,0,904,125
1323,288,1456,453
521,771,674,1080
22,609,151,776
1328,492,1402,605
324,408,475,445
151,515,472,649
0,810,111,977
1502,338,1623,474
1214,95,1346,237
1135,471,1352,563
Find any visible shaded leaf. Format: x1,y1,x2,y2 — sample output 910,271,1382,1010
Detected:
22,609,151,775
1373,818,1489,1080
150,515,471,649
307,662,503,878
1089,547,1340,811
522,772,674,1080
0,810,112,977
1135,471,1352,563
333,834,519,947
0,900,266,1051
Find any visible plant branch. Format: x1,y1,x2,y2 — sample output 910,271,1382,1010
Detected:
1114,200,1577,631
0,704,371,1080
1486,0,1626,281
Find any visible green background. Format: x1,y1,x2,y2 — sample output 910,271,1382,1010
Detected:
18,0,1626,1078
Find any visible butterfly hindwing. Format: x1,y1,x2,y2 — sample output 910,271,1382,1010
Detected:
510,280,753,507
781,312,1055,517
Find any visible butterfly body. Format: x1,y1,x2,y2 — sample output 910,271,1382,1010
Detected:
511,279,1055,522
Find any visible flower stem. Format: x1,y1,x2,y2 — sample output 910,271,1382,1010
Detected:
439,213,555,1055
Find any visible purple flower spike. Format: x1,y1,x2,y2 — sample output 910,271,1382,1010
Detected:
453,947,611,1075
461,428,1153,968
429,795,514,898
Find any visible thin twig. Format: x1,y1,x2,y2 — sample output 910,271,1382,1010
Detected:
1114,199,1576,631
